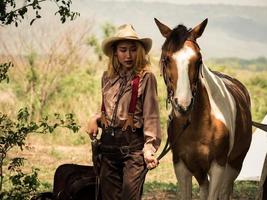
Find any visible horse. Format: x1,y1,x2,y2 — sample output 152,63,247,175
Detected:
154,18,267,200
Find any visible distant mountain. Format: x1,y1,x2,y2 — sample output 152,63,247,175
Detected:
73,0,267,59
1,0,267,59
207,57,267,71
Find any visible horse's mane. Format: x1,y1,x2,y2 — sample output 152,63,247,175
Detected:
162,24,191,52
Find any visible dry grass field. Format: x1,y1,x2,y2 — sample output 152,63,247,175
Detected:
6,131,259,199
2,22,266,199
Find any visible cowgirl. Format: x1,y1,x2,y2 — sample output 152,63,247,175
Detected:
87,24,161,200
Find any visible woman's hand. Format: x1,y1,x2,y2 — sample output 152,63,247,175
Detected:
86,114,101,139
144,151,158,170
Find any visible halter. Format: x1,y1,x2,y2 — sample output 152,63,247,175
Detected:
161,39,202,115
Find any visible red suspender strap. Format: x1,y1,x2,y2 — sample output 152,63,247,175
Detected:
122,74,140,131
129,75,140,114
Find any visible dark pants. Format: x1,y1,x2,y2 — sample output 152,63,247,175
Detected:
99,128,146,200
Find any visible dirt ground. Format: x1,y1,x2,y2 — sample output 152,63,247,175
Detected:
142,191,257,200
143,191,177,200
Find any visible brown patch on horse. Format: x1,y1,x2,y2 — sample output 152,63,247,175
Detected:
184,40,202,87
168,59,178,92
161,51,178,92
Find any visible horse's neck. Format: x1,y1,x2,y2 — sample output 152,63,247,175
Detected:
199,64,236,122
200,64,222,94
199,64,236,117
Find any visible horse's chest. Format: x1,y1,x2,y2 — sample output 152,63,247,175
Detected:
177,140,210,162
172,127,229,166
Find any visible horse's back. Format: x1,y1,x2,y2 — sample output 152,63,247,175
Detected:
212,71,250,107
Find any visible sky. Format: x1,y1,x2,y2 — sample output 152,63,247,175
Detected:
97,0,267,6
2,0,266,58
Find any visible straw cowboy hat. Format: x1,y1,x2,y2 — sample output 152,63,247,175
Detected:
102,24,152,56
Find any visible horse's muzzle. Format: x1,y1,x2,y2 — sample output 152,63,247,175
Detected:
172,97,194,115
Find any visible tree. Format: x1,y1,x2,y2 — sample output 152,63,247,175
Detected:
0,108,80,199
0,53,80,200
0,0,81,199
0,62,13,83
0,0,79,26
0,38,81,200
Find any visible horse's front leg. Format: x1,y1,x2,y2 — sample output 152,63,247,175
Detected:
208,161,225,200
219,163,239,200
199,177,209,200
174,160,192,200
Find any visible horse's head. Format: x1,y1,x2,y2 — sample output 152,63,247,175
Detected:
155,18,208,116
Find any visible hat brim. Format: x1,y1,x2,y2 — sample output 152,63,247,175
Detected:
102,36,152,56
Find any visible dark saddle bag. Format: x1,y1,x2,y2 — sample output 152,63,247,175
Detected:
53,164,99,200
32,164,100,200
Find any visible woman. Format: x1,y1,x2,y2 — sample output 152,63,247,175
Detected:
86,24,161,200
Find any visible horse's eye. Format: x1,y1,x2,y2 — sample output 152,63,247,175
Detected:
162,56,170,66
196,59,202,66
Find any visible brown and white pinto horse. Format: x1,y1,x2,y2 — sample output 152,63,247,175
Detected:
155,18,267,200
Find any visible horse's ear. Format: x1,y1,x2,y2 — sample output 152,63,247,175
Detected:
154,18,172,38
190,18,208,40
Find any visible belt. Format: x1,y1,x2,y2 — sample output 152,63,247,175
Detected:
100,143,144,155
102,127,143,134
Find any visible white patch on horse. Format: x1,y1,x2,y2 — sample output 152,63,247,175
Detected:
172,46,195,108
200,64,237,155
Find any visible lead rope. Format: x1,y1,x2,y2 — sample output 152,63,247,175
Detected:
95,175,100,200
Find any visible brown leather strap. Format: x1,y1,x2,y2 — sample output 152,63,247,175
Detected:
100,111,108,128
100,143,144,155
100,92,108,128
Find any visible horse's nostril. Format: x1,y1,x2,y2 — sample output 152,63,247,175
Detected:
174,98,187,111
179,105,187,112
172,99,189,115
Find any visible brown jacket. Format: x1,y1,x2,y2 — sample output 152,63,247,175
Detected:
101,69,161,154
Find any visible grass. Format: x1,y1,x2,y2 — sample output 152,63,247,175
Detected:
233,181,259,199
143,181,258,199
143,182,177,200
5,132,259,199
